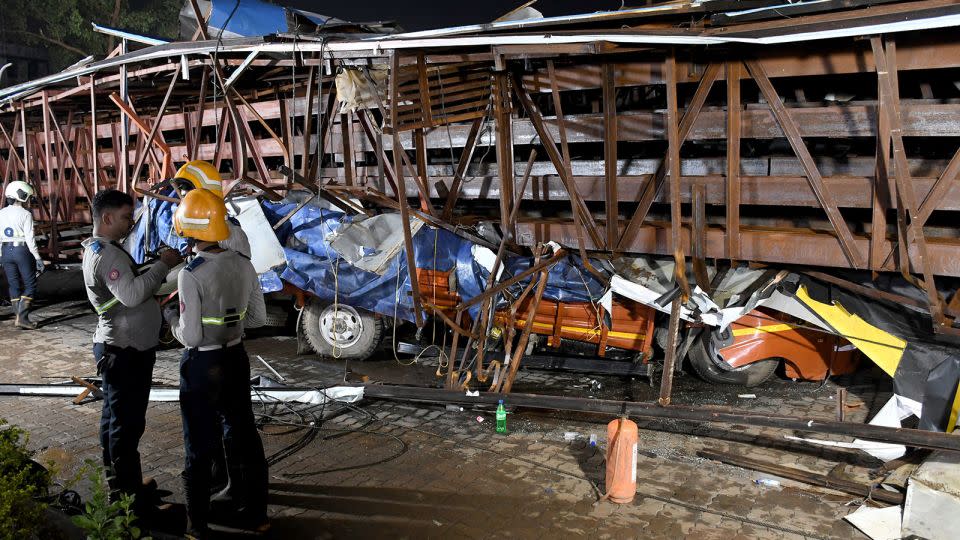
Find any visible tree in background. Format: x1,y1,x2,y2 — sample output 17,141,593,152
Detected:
1,0,182,71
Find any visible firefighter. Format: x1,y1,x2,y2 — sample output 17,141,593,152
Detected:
81,189,183,518
170,160,251,258
0,180,44,329
164,188,268,537
170,160,250,495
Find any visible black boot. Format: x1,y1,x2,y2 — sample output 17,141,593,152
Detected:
16,296,37,330
9,297,19,324
184,476,209,538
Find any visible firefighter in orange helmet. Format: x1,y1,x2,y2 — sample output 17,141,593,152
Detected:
165,188,268,537
171,160,251,259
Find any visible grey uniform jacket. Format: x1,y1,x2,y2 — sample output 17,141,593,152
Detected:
220,219,251,259
169,249,266,350
81,237,170,351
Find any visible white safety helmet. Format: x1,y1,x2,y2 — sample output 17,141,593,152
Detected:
4,181,34,203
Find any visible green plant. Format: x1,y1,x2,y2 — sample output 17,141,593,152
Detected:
0,418,51,539
71,460,144,540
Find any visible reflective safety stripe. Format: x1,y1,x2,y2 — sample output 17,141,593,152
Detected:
95,297,120,315
201,309,247,326
731,323,796,337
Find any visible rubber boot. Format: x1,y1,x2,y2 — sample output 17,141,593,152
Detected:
9,298,19,325
16,296,37,330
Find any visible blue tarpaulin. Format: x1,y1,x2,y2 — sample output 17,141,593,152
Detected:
131,196,608,324
195,0,340,38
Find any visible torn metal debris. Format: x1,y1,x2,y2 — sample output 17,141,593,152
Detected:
2,0,960,465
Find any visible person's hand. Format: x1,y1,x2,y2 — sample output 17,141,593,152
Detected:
159,248,183,268
35,259,45,274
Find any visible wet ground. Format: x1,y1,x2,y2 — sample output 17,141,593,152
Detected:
0,295,893,539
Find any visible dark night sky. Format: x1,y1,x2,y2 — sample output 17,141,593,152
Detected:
285,0,626,31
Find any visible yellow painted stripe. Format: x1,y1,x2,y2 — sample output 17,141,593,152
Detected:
948,381,960,433
731,323,796,337
514,319,646,341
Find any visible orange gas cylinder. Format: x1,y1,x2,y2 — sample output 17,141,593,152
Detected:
604,417,639,504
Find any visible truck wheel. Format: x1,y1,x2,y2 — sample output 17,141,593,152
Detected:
688,331,778,387
301,301,383,360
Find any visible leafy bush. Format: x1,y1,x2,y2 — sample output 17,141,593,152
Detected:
0,418,51,539
71,460,143,540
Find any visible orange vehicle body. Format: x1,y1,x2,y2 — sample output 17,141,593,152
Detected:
720,309,861,381
495,297,657,359
415,269,859,381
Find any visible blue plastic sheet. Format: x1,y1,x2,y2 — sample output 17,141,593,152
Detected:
128,191,187,264
455,246,606,319
206,0,338,37
130,195,610,324
259,201,468,323
210,0,286,37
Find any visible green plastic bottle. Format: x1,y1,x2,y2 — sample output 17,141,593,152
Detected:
496,400,507,433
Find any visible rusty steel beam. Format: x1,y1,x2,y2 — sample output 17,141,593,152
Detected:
665,53,691,298
457,248,568,313
44,106,93,206
745,59,865,270
131,69,179,184
726,61,741,262
617,63,721,252
499,265,550,394
658,296,682,406
692,183,711,294
602,63,619,249
391,53,424,328
872,37,946,327
512,72,604,248
519,221,960,277
40,92,58,220
494,71,516,240
360,384,960,453
441,115,484,219
356,109,401,197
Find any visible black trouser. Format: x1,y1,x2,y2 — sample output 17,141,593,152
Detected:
180,343,267,528
1,244,36,300
93,343,156,506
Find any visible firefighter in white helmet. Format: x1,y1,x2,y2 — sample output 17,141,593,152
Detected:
171,160,251,259
164,188,267,537
0,181,44,329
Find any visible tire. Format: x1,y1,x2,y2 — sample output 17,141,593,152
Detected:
687,330,778,387
300,300,383,360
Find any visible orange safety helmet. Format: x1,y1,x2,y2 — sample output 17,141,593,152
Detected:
173,160,223,198
173,188,230,242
